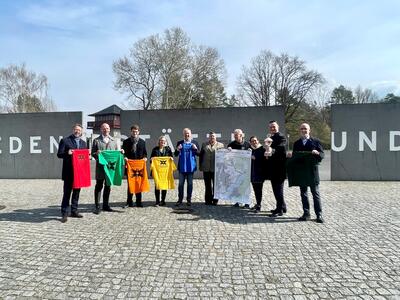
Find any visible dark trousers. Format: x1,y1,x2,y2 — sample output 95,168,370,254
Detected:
300,184,322,216
178,172,194,202
155,189,167,203
126,179,142,205
61,180,81,216
127,190,142,206
94,179,111,209
203,171,215,204
271,179,286,212
252,182,264,207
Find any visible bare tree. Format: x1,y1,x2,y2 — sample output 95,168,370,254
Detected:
179,46,227,108
113,27,227,110
0,63,56,113
113,35,161,110
237,50,275,106
354,85,379,103
237,51,324,122
158,27,190,109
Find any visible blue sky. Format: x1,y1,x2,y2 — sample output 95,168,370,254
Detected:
1,0,399,117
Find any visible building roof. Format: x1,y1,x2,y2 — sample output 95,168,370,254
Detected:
88,104,122,116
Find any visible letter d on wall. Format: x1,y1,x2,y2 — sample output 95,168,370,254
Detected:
390,131,400,151
10,137,22,154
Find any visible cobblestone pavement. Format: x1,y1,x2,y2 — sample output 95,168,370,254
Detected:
0,179,399,299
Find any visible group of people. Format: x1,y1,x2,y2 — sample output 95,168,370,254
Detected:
57,121,325,224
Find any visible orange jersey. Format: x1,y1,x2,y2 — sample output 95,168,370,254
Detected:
126,159,150,193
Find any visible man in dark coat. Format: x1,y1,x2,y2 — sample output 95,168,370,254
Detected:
264,121,288,217
57,124,87,223
289,122,325,223
122,124,147,207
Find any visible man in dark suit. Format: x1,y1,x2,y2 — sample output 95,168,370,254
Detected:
289,122,325,223
264,121,287,217
122,124,147,207
174,128,200,206
57,123,87,223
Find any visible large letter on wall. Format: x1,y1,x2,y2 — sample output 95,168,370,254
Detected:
10,137,22,154
359,131,376,151
390,131,400,151
50,136,63,153
30,136,42,154
331,131,347,152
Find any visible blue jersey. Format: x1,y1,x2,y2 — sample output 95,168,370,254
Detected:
179,142,197,173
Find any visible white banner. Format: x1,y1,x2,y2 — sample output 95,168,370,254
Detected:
214,149,252,204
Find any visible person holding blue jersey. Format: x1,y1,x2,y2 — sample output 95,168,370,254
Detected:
174,128,200,206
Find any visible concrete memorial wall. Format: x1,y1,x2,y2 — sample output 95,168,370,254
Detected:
121,106,286,178
0,112,83,178
331,103,400,180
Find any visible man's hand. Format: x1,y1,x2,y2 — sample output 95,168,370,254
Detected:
287,152,293,158
120,149,125,154
177,144,182,151
191,144,197,150
312,150,319,155
68,149,73,155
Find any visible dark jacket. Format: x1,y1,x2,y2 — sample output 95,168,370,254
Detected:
251,146,266,183
227,140,251,150
151,146,173,158
174,140,200,172
292,136,324,184
57,134,88,181
122,137,147,160
265,132,287,182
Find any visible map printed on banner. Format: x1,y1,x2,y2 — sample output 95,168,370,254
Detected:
214,149,252,204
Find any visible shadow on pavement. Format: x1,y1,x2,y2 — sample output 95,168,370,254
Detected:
170,203,300,224
0,203,125,223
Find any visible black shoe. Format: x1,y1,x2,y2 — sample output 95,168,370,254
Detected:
316,215,324,223
233,203,240,207
136,203,143,208
93,207,101,215
283,207,287,213
160,201,166,206
270,208,277,213
298,213,311,221
61,215,68,223
212,200,218,206
244,204,250,208
175,201,183,207
270,211,283,217
103,207,114,212
70,212,83,218
187,200,191,207
155,201,160,207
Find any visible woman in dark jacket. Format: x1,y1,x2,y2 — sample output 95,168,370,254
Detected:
249,136,266,212
150,136,173,206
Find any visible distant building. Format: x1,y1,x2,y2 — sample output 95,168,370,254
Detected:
87,104,122,137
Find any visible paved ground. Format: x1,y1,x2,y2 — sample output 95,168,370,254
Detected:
0,179,399,299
